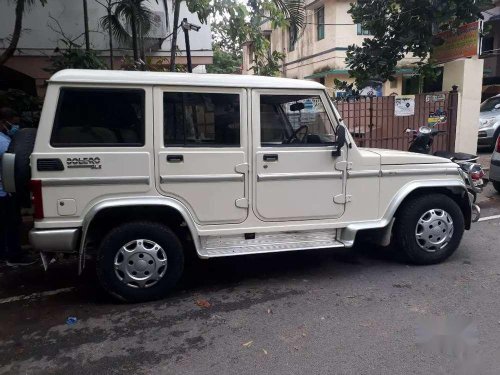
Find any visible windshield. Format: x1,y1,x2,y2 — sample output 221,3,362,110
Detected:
480,96,500,112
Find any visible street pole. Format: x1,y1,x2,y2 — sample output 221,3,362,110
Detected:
182,18,192,73
83,0,90,51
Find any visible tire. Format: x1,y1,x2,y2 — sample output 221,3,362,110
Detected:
393,194,464,265
6,128,37,207
493,180,500,194
96,221,184,302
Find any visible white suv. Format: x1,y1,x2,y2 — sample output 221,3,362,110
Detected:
1,70,479,302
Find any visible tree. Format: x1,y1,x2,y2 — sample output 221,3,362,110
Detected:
206,46,242,74
346,0,489,86
96,0,116,68
198,0,304,76
100,0,157,62
46,16,107,73
0,0,47,66
169,0,181,71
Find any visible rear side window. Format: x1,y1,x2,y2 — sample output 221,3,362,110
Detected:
51,88,145,147
163,92,240,146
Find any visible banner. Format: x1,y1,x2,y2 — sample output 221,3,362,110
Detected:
395,95,415,117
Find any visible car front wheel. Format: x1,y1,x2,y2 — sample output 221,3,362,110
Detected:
96,221,184,302
393,194,465,265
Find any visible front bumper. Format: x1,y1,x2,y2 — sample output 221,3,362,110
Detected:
29,228,80,253
491,156,500,182
478,126,497,145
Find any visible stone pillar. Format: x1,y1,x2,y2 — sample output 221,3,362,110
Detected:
442,58,484,154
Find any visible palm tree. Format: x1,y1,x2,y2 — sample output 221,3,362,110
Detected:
168,0,305,71
100,0,157,62
0,0,47,66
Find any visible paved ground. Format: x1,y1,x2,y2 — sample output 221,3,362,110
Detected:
1,156,499,375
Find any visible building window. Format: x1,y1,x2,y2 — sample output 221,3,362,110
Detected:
288,27,296,52
316,7,325,41
51,88,145,147
164,92,240,146
357,24,371,35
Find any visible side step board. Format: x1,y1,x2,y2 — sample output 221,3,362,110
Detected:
199,230,345,258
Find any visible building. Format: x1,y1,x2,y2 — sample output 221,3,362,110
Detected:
481,0,500,100
242,0,420,96
0,0,212,96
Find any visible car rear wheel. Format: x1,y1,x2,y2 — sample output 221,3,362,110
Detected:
393,194,464,265
96,221,184,302
493,180,500,194
6,128,37,207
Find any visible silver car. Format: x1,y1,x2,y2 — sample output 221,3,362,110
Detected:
491,136,500,193
478,95,500,149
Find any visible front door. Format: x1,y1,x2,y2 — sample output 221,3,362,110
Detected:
252,89,347,222
155,87,249,225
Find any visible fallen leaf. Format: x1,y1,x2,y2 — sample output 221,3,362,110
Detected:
267,308,273,314
243,340,253,347
262,349,268,355
196,299,211,308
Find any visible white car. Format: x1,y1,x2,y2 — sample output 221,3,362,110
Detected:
478,94,500,149
1,70,479,302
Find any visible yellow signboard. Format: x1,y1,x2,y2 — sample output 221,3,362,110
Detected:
432,21,480,65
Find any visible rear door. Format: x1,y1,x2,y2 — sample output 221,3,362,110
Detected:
154,87,249,225
252,89,347,221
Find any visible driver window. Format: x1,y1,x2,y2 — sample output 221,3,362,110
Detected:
260,94,336,146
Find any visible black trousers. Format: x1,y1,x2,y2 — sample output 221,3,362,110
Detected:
0,195,22,260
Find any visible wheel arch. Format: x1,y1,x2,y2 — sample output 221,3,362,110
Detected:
343,179,471,246
78,197,201,273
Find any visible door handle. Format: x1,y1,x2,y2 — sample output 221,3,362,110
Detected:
263,154,278,162
167,154,184,163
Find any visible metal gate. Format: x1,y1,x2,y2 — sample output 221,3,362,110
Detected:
334,88,459,153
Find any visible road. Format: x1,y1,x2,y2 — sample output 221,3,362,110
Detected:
0,189,499,374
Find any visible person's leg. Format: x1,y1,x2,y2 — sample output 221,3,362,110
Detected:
0,196,8,260
5,195,36,266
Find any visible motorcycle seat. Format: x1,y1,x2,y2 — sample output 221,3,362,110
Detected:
433,151,477,161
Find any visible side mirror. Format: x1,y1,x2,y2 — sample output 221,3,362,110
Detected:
332,125,347,157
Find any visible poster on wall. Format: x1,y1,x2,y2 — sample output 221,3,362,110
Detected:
395,95,415,116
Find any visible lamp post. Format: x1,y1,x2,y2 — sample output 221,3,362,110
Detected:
181,18,201,73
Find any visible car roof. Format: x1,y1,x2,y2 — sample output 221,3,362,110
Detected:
49,69,326,90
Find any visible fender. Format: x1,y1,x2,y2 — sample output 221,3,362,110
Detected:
78,196,201,273
341,179,470,246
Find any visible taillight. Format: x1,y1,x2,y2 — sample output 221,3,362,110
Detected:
470,169,485,181
496,135,500,153
30,179,44,220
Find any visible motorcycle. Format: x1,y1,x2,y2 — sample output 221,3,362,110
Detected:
405,118,486,220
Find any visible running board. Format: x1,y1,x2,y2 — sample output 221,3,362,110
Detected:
199,230,345,258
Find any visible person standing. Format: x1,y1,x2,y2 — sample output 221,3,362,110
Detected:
0,107,36,266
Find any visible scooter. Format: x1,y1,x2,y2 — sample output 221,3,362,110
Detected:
405,119,487,208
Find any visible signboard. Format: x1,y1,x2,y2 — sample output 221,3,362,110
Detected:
432,21,480,64
395,95,415,117
425,94,446,103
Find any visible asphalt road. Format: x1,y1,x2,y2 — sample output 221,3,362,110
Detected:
0,189,499,374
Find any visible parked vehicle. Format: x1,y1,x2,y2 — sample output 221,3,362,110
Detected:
490,136,500,194
406,121,487,203
1,70,480,302
478,94,500,149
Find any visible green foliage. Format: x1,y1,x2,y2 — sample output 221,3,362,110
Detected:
46,39,107,73
206,47,242,74
0,89,42,126
203,0,304,76
346,0,489,86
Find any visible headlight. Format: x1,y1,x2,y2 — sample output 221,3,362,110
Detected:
479,118,496,129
